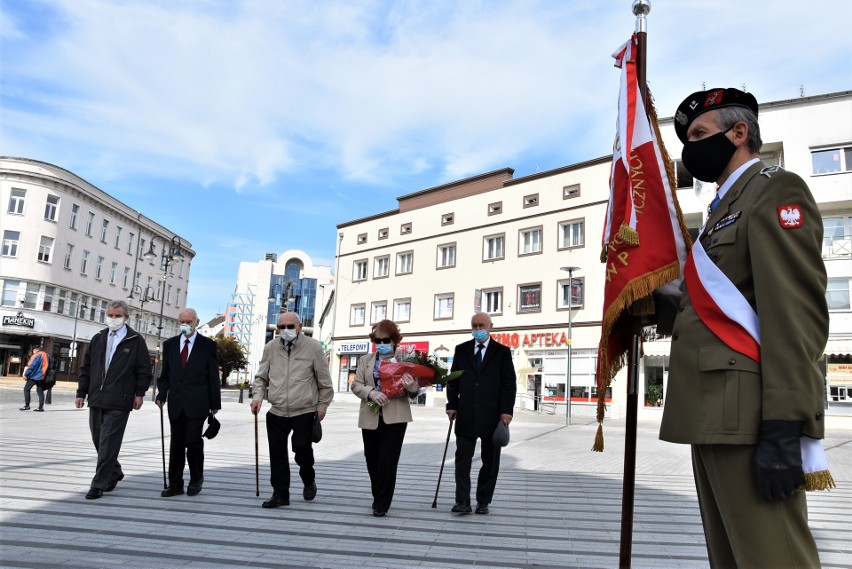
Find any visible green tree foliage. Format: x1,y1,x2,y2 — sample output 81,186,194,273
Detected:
215,336,249,387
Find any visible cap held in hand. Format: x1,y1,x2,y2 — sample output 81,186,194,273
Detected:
203,413,221,440
492,420,510,447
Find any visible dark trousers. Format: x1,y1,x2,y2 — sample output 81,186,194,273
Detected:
23,379,44,409
361,417,407,512
266,411,315,498
89,407,130,490
692,444,820,569
168,412,206,486
455,433,501,506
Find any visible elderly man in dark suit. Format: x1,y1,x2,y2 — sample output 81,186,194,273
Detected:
156,308,221,497
446,312,516,515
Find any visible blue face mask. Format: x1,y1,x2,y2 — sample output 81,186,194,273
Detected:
472,329,489,343
376,344,393,356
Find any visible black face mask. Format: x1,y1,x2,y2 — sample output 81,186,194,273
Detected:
681,127,736,183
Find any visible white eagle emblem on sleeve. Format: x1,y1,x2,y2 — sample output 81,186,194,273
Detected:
777,205,803,228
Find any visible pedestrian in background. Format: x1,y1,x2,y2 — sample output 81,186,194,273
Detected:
75,300,152,500
351,319,419,517
251,312,333,509
21,345,48,412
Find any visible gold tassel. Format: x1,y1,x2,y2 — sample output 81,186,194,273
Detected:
802,470,836,492
593,423,604,452
616,222,640,246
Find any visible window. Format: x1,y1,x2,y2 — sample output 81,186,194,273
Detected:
558,277,585,309
441,213,454,226
518,283,542,313
563,184,581,200
138,238,146,259
70,204,80,229
167,284,173,305
483,234,505,261
374,255,390,279
434,293,454,320
123,267,130,288
57,289,66,314
8,188,26,214
350,304,366,326
378,228,389,240
114,226,122,249
370,301,387,324
127,232,135,255
64,244,74,269
812,146,852,175
99,299,107,323
822,216,851,257
394,298,411,322
519,227,543,255
100,219,109,243
110,262,118,284
43,286,54,311
488,201,502,215
44,195,60,221
396,251,413,275
85,211,94,236
559,219,585,249
80,250,90,274
400,222,412,235
826,278,850,310
24,283,39,309
353,260,368,282
178,259,185,278
38,236,54,263
2,230,21,257
674,160,694,189
437,243,456,269
1,280,20,306
95,256,104,280
176,288,182,308
357,233,367,245
523,193,539,208
483,288,503,315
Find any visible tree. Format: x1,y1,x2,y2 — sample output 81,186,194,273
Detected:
215,336,249,387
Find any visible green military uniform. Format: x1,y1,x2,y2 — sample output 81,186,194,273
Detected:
660,161,828,568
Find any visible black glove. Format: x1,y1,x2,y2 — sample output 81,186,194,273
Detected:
754,420,804,501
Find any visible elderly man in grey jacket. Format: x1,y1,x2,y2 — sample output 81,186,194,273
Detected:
251,312,333,508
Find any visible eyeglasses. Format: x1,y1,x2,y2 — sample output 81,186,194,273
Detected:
277,324,297,330
373,337,393,344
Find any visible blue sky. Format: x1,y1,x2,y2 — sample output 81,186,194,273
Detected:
2,0,850,322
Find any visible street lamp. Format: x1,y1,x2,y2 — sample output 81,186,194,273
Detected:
268,282,295,314
127,284,156,332
67,302,89,381
561,266,581,426
145,235,184,382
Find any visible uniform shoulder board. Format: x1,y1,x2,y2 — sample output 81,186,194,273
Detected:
760,165,784,177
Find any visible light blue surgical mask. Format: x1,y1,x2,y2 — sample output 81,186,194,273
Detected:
376,344,393,356
472,329,489,343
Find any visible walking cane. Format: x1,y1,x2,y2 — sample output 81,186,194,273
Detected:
254,410,260,497
432,416,455,508
159,405,167,489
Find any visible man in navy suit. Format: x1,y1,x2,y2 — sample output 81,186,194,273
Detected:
156,308,221,497
446,312,516,515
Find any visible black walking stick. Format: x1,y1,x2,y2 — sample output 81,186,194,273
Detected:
432,416,455,508
159,405,167,489
254,410,260,497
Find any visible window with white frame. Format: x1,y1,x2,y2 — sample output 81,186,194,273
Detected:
371,301,387,324
483,234,505,261
43,286,54,311
24,282,39,308
394,298,411,322
518,283,542,313
396,251,413,275
127,232,135,254
123,267,130,288
434,293,454,319
8,188,26,214
80,250,90,274
138,238,146,259
167,284,173,305
114,226,122,249
2,230,20,257
812,145,852,175
826,278,850,310
483,288,503,315
558,277,585,309
100,219,109,243
38,236,54,263
519,227,542,255
822,216,851,257
95,256,104,280
1,280,20,306
57,289,66,314
558,219,585,249
353,260,368,281
70,204,80,229
64,244,74,269
44,195,59,221
437,243,456,269
85,211,94,236
110,262,118,284
350,304,366,326
374,255,390,279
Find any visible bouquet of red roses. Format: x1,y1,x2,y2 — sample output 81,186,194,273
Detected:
367,350,464,413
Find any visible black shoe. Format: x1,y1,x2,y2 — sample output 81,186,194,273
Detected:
85,488,103,500
372,509,386,517
262,493,289,508
19,406,30,411
104,472,125,492
475,503,489,515
451,502,472,514
187,479,203,496
303,481,317,501
34,408,44,412
161,486,184,497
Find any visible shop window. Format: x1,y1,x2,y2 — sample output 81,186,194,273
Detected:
645,365,665,407
517,283,542,313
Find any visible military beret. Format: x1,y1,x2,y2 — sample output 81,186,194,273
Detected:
674,87,758,143
203,413,220,439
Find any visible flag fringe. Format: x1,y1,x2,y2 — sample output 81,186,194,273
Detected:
802,470,836,492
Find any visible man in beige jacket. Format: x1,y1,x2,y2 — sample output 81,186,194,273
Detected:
251,312,334,508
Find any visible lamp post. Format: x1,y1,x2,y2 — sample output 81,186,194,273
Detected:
561,266,581,426
128,284,156,332
145,235,184,385
67,302,89,381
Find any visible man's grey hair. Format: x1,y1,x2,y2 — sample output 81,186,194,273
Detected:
716,106,762,154
106,299,130,318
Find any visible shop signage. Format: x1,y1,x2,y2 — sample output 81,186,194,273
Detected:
338,341,370,354
828,363,852,385
490,331,570,349
2,312,35,328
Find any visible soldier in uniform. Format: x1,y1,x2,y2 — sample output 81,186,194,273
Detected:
659,88,828,568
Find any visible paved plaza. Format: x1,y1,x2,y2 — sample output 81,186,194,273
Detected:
1,379,850,569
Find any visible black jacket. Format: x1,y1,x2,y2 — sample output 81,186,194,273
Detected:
77,325,152,410
447,338,516,438
156,333,221,420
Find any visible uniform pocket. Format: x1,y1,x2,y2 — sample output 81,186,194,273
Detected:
698,344,761,434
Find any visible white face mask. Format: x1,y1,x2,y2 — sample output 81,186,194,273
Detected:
180,323,194,336
281,329,298,342
106,316,125,332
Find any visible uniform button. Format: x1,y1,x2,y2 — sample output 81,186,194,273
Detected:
728,359,736,365
816,412,823,420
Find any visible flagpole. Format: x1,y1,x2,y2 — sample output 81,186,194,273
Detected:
619,4,650,569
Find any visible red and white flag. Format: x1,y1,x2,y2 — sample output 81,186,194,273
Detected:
595,35,690,451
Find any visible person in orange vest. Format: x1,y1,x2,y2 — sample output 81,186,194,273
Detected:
21,345,48,412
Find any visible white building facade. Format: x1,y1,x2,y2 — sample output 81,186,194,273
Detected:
0,157,194,381
330,91,852,416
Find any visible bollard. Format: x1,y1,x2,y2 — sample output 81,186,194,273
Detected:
46,388,52,405
238,386,244,404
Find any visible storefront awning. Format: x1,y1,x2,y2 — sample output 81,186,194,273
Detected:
642,339,671,357
825,337,852,357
